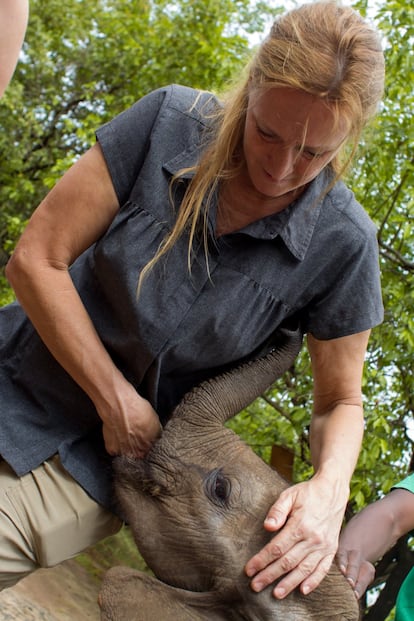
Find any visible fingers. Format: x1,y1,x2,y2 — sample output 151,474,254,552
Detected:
246,533,334,598
97,380,162,458
245,519,304,579
337,548,361,587
272,552,335,598
263,491,293,531
352,563,375,598
295,553,335,596
102,410,161,459
245,480,344,599
337,549,375,599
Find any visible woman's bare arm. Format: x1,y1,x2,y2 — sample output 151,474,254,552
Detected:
6,143,161,456
245,330,370,598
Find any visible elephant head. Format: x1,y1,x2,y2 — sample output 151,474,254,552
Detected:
99,324,360,620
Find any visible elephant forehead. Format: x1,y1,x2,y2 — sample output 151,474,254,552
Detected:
115,455,273,524
113,454,182,497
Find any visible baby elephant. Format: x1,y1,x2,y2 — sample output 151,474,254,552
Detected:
99,325,360,621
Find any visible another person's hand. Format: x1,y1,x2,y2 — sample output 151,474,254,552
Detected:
337,487,414,599
245,474,347,598
0,0,29,97
336,546,375,599
99,379,162,458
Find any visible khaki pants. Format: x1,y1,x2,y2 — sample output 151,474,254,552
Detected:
0,455,122,591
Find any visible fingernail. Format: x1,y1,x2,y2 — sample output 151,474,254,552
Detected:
302,585,311,595
265,517,278,527
274,587,286,599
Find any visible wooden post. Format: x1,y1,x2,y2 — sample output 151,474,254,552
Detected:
270,444,294,482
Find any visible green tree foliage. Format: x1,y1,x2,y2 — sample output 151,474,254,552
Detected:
0,0,412,618
0,0,278,281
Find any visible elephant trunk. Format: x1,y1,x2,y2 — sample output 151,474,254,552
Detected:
172,323,303,428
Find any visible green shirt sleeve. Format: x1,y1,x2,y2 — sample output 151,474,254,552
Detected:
392,473,414,621
392,472,414,494
395,568,414,621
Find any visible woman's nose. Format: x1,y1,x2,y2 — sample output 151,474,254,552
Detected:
267,147,295,181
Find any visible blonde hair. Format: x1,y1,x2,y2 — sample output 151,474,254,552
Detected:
139,1,384,287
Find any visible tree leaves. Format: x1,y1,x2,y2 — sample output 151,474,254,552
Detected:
0,1,412,617
0,0,274,260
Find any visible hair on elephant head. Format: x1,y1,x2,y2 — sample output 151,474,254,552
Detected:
99,324,360,620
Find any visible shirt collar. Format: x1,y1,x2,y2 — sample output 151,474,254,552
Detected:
240,171,330,261
164,148,332,262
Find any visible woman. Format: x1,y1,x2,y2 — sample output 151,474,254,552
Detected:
338,473,414,620
0,0,385,599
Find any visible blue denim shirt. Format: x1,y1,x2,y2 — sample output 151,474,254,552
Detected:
0,84,383,511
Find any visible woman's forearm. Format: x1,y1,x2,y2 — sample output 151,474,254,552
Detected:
6,257,127,412
307,331,369,506
6,144,162,458
7,238,162,457
5,143,127,415
310,403,364,501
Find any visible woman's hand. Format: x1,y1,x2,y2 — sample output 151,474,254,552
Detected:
99,383,162,459
245,474,347,598
245,331,371,599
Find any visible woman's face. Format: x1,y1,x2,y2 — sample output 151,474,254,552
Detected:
243,87,348,200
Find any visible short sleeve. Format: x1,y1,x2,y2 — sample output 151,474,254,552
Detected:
303,190,384,340
96,87,168,205
392,473,414,494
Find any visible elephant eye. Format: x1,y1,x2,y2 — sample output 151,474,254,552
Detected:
205,468,231,506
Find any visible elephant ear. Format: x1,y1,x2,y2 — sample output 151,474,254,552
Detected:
173,321,303,427
99,567,227,621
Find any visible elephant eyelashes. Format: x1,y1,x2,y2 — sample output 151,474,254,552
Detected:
205,468,231,506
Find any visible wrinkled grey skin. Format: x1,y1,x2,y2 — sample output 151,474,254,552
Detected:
99,326,360,621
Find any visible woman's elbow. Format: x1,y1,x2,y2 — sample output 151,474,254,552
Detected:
5,244,40,293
